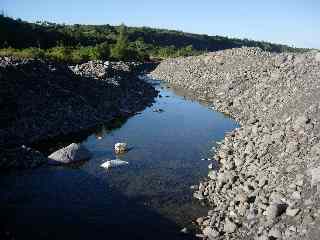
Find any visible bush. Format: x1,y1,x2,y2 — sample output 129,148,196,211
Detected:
96,42,110,60
0,47,45,59
45,46,73,62
110,24,133,61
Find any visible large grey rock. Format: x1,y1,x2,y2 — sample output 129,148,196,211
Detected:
48,143,92,165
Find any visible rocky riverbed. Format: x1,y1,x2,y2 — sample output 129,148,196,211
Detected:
0,58,157,169
151,47,320,240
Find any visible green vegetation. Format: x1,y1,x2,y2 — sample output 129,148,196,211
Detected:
0,15,308,63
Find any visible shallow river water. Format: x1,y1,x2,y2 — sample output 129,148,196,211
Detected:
1,79,238,240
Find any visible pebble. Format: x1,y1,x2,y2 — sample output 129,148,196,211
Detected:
286,207,300,217
180,227,189,234
203,226,219,239
224,218,237,233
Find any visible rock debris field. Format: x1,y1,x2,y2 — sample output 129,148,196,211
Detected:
151,47,320,240
0,58,156,169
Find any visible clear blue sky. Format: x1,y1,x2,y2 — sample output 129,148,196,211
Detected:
2,0,319,48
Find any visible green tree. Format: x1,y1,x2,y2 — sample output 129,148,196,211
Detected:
111,24,130,60
96,41,110,60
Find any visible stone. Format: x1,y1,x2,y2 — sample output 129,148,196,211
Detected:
295,174,304,186
152,108,164,113
307,166,320,186
114,143,128,154
180,227,189,234
100,159,129,169
265,203,288,220
234,157,244,167
203,226,219,239
291,191,301,200
196,217,204,225
224,218,237,233
286,207,300,217
286,141,298,153
48,143,91,164
237,191,248,203
315,52,320,62
293,115,310,131
195,234,205,238
268,228,282,239
255,235,268,240
193,191,205,200
208,170,218,180
310,143,320,156
258,177,268,188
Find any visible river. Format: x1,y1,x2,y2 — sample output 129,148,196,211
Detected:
0,77,238,240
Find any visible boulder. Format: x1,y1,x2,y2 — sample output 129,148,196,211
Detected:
100,159,129,169
48,143,91,165
114,142,128,154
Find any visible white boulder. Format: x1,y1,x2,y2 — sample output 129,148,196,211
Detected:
114,143,128,154
100,159,129,169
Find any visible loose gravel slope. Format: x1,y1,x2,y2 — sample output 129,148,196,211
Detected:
151,47,320,240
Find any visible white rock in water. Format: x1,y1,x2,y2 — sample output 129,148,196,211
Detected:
114,143,128,153
152,108,164,113
180,227,189,234
48,143,91,165
101,159,129,169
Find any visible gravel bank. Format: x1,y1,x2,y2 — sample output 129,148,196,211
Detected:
0,58,157,169
150,47,320,240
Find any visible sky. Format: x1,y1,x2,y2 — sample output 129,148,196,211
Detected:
1,0,319,49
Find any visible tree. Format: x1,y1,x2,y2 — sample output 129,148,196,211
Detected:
111,24,130,60
96,41,110,60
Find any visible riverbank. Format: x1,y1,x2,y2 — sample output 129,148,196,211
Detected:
0,58,157,169
151,47,320,240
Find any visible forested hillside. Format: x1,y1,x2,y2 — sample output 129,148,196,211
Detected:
0,15,308,62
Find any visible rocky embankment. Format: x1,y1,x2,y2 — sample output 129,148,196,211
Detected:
0,58,157,169
151,47,320,240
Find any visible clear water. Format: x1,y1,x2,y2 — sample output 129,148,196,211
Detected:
0,79,238,240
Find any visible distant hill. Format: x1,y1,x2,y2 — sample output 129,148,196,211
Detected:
0,15,307,52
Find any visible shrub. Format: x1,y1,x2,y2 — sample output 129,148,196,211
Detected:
45,46,73,62
96,42,110,60
110,24,131,60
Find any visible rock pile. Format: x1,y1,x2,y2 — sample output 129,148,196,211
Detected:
69,60,140,85
151,47,320,240
0,57,157,169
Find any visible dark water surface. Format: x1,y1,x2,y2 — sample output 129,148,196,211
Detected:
1,79,238,240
